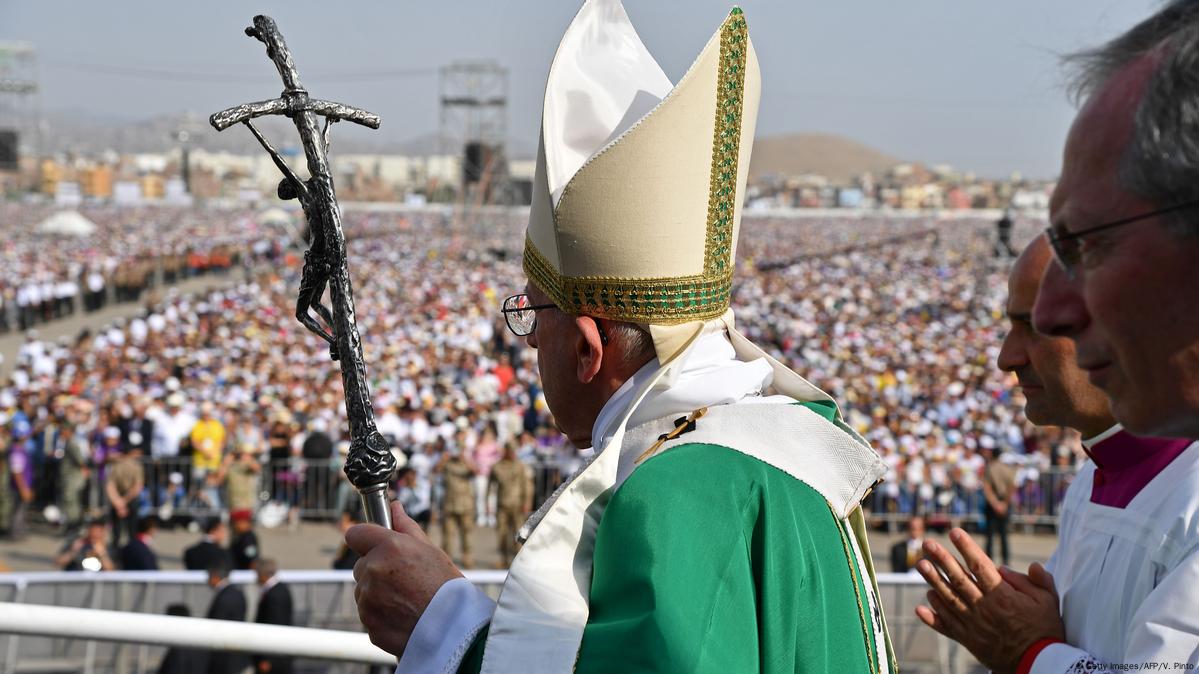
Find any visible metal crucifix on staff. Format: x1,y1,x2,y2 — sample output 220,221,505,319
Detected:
209,15,397,528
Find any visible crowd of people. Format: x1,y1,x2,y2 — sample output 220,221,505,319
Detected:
0,204,288,335
735,216,1078,525
0,206,1075,565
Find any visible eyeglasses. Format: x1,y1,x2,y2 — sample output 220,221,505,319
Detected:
501,294,556,337
500,293,608,344
1045,199,1199,276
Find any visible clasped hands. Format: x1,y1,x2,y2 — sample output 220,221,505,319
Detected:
915,528,1065,674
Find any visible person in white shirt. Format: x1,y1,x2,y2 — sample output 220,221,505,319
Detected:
916,236,1199,672
25,282,41,326
129,317,148,345
148,393,196,461
375,404,405,449
86,270,105,312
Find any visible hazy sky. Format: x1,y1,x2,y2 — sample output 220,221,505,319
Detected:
0,0,1163,178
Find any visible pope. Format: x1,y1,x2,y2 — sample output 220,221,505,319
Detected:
348,2,897,672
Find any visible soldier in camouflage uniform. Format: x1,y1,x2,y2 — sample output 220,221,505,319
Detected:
58,415,92,531
488,442,533,567
437,446,476,568
0,426,11,538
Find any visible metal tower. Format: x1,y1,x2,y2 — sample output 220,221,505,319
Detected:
0,42,41,174
439,60,512,208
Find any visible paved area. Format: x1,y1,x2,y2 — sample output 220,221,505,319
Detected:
0,516,1059,574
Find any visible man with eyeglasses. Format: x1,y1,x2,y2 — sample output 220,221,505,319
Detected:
345,2,896,672
914,4,1199,673
1034,2,1199,442
916,235,1199,673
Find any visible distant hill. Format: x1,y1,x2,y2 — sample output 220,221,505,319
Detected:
37,109,538,158
36,111,892,180
749,133,900,183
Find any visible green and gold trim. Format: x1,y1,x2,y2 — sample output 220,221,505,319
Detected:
703,7,747,279
524,237,733,324
522,8,751,324
830,504,881,674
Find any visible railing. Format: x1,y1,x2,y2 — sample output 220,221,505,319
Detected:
0,569,979,674
56,457,1076,532
0,569,506,674
62,456,576,525
62,456,373,524
862,467,1078,531
0,603,394,666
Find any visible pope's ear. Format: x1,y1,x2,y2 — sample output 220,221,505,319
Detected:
573,316,604,384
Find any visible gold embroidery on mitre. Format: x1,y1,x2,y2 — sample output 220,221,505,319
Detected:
703,7,748,280
522,8,751,324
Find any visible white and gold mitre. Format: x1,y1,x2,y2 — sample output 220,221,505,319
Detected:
524,0,759,325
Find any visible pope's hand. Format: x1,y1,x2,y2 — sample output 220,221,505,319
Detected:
346,500,463,658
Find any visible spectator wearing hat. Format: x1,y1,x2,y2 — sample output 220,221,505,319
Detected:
224,443,261,514
151,392,195,462
229,509,260,571
228,409,266,464
149,471,186,526
7,418,34,540
147,392,193,508
118,396,155,459
190,402,226,512
104,434,144,548
981,444,1017,566
92,417,123,486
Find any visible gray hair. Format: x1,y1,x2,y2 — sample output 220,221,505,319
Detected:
608,321,656,370
257,557,278,579
1064,0,1199,236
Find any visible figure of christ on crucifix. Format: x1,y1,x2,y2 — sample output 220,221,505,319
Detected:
209,15,396,528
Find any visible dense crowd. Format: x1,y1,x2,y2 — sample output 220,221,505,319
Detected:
0,206,1081,556
0,204,286,334
736,216,1077,523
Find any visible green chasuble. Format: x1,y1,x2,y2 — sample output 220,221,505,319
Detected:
461,438,885,673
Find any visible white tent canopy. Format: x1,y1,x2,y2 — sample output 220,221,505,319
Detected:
36,210,97,237
258,207,294,227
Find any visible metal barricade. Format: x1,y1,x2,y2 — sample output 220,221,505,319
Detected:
62,457,1076,533
72,457,349,526
862,467,1077,532
0,570,974,673
0,570,506,674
